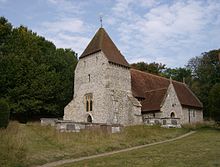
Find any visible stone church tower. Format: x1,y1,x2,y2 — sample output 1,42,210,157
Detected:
64,28,142,125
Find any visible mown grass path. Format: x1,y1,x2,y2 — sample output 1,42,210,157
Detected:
35,131,196,167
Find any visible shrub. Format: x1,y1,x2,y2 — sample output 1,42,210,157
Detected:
0,99,10,128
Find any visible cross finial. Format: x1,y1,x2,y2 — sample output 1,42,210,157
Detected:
99,13,103,28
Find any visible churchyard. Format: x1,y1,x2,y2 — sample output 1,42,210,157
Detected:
59,128,220,167
0,121,219,167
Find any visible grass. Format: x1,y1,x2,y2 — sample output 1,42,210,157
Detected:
59,129,220,167
0,121,187,167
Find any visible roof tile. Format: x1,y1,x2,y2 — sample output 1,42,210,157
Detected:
80,28,129,67
131,69,203,112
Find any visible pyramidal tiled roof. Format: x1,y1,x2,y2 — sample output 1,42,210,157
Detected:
79,28,129,67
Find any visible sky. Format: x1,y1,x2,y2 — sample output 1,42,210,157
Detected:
1,0,220,67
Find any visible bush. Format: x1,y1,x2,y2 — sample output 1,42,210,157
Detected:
0,99,10,128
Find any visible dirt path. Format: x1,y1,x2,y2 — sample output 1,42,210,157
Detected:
35,131,196,167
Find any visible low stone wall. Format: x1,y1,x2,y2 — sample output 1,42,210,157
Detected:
144,117,181,128
56,121,123,133
40,118,58,126
41,118,123,133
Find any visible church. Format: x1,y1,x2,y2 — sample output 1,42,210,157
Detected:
63,27,203,127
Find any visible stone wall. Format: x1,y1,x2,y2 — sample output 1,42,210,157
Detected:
55,120,123,133
142,82,203,125
142,112,162,120
160,82,183,122
64,51,142,125
40,118,58,126
143,117,181,128
182,107,203,124
64,51,110,123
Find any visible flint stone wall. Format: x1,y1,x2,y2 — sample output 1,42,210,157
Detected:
64,51,142,125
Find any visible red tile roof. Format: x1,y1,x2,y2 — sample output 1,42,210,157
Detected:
142,88,167,112
131,69,203,112
80,28,129,67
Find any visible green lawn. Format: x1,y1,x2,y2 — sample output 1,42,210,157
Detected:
0,121,187,167
59,129,220,167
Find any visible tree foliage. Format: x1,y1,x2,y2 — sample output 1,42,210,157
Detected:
162,67,192,84
131,62,166,75
208,83,220,122
0,98,10,128
131,62,192,84
187,49,220,119
0,17,78,121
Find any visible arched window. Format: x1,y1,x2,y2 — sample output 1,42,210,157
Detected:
84,94,93,112
170,112,175,118
87,115,92,123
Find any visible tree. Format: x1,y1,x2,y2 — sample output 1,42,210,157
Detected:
0,17,78,121
209,83,220,122
187,49,220,119
162,67,192,84
0,99,10,128
131,62,166,75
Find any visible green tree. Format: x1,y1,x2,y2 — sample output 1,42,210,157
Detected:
209,83,220,122
187,49,220,118
0,99,10,128
131,62,166,75
0,17,78,121
162,67,192,84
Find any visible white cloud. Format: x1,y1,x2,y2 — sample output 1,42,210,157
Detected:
34,0,91,55
36,16,91,55
30,0,220,67
108,0,220,67
46,0,85,15
47,33,90,55
42,18,85,33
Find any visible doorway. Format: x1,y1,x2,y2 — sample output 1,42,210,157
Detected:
170,112,175,118
87,115,92,123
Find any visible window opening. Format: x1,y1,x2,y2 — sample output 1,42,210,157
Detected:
88,74,90,82
84,94,93,112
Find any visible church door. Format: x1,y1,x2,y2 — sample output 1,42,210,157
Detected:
87,115,92,123
170,112,175,118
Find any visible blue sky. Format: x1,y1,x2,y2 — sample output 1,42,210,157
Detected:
1,0,220,67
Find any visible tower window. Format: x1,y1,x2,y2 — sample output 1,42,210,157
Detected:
84,94,93,112
88,74,90,82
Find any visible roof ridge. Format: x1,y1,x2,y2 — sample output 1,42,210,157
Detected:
131,68,185,85
99,28,104,47
145,88,167,93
